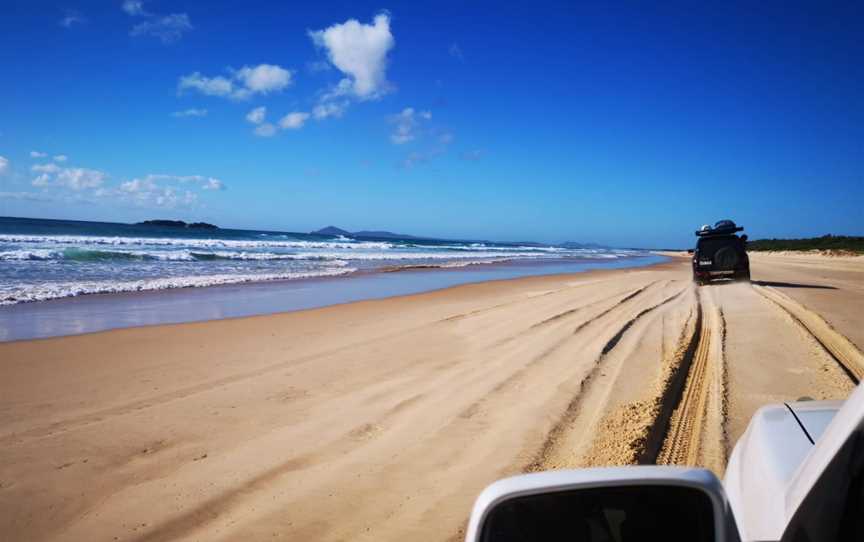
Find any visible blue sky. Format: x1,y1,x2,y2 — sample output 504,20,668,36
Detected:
1,1,862,247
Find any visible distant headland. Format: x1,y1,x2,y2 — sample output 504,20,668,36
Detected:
311,225,606,248
136,220,218,230
311,225,426,240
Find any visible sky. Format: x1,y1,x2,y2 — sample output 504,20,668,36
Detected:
0,1,862,247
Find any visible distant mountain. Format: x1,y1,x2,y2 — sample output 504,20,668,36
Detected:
312,226,352,237
312,226,607,248
352,230,426,240
137,220,218,230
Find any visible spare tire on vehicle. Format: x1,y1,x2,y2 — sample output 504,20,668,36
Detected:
714,245,740,269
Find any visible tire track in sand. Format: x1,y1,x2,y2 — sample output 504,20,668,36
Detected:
656,288,727,470
527,286,687,471
753,285,864,382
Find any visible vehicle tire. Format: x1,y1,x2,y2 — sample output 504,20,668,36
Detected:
714,246,739,270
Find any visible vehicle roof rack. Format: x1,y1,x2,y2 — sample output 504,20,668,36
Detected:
695,219,744,237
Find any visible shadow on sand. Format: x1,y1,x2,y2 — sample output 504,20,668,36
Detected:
751,280,838,290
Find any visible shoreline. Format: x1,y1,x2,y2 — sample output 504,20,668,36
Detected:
0,253,666,342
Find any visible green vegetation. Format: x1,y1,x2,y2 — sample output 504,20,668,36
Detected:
747,234,864,254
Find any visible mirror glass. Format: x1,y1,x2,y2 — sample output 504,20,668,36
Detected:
481,485,715,542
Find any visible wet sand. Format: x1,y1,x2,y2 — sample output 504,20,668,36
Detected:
1,253,862,541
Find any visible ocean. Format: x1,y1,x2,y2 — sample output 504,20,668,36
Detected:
0,216,648,306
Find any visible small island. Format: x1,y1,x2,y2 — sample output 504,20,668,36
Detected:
136,220,219,230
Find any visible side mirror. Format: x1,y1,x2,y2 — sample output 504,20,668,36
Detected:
465,467,739,542
740,234,748,242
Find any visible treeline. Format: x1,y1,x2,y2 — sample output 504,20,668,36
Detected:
747,234,864,253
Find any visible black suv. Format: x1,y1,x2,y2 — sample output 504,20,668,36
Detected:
692,220,750,285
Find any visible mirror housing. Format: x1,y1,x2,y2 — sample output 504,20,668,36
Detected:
465,466,739,542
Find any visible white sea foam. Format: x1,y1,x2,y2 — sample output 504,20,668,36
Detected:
0,234,393,251
0,230,643,306
0,267,357,305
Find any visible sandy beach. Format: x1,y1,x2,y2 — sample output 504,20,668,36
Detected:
1,252,863,541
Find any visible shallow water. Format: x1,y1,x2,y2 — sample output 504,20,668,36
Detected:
0,216,642,305
0,254,666,341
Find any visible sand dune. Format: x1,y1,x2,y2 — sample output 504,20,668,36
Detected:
1,254,862,541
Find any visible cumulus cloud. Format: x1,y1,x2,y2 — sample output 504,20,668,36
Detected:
32,163,60,174
53,154,68,162
253,123,278,137
122,0,149,16
389,107,432,145
26,159,225,209
30,151,47,158
312,101,348,120
131,13,192,44
244,108,311,135
178,73,234,97
31,163,106,190
279,112,310,130
309,13,394,100
121,178,197,208
201,178,224,190
118,174,226,207
179,64,293,100
171,108,207,118
60,10,85,28
245,106,267,125
0,156,8,175
234,64,292,96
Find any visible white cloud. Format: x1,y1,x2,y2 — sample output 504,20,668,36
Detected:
131,13,192,44
53,154,68,162
122,0,150,16
26,164,225,209
118,174,225,207
244,108,310,136
179,64,293,100
253,123,278,137
32,163,60,174
30,163,105,190
312,101,348,120
245,106,267,125
178,72,234,97
32,174,51,186
279,112,310,130
0,156,8,175
60,10,85,28
309,13,394,100
389,107,432,145
201,178,224,190
30,151,47,158
234,64,292,95
56,168,106,190
171,108,207,118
